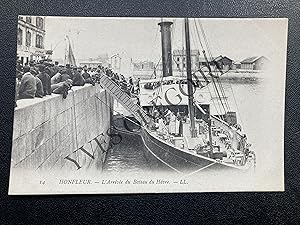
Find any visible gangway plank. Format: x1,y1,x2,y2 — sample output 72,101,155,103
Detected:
99,73,151,126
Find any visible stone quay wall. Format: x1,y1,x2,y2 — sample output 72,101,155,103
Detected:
11,84,113,171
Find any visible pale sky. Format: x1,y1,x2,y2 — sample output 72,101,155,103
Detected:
44,17,287,75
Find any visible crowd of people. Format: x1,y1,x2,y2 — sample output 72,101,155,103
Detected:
15,59,140,107
105,67,140,95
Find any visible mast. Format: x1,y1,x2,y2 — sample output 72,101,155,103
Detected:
158,21,173,77
184,18,197,138
66,35,77,66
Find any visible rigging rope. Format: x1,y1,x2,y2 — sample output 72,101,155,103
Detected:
181,19,185,78
192,19,226,118
229,83,245,128
196,19,231,114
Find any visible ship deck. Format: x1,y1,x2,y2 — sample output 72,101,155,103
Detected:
149,120,239,165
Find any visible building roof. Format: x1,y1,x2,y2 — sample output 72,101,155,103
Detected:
241,56,265,64
79,61,103,64
173,49,200,56
214,55,233,62
199,55,232,63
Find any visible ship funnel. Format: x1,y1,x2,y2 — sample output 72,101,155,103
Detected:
158,21,173,77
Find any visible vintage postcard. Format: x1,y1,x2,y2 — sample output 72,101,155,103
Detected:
9,16,287,194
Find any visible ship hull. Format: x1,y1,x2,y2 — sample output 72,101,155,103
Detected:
112,115,241,174
141,127,239,174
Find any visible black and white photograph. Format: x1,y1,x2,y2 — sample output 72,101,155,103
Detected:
9,16,287,194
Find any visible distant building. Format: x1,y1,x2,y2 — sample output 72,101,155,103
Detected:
17,15,48,65
199,55,233,71
79,54,111,68
96,53,110,64
110,54,121,72
133,61,155,71
132,61,156,80
210,56,233,71
173,49,200,72
79,60,103,68
240,56,269,70
232,61,241,70
132,52,234,79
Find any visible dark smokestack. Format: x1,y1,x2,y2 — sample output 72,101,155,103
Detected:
158,21,173,77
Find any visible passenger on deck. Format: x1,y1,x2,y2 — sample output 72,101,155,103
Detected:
113,73,120,84
152,109,160,123
169,112,179,136
128,76,133,85
165,109,172,125
136,78,140,94
120,79,128,91
157,116,167,136
239,134,247,152
128,76,135,93
177,112,183,137
199,119,208,134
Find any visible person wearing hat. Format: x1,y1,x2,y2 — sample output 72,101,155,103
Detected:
65,64,73,79
52,61,60,76
16,59,23,71
43,61,54,78
51,78,73,99
81,67,95,86
18,66,37,99
72,66,85,86
51,69,62,85
30,68,44,98
15,71,21,106
37,64,51,96
16,60,23,80
60,68,71,82
82,67,90,80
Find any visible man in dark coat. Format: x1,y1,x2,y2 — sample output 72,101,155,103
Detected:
52,61,60,76
31,69,44,98
18,66,36,99
66,64,73,79
82,67,91,80
81,67,95,86
51,78,73,99
60,68,71,82
72,67,85,86
16,59,23,75
51,70,62,85
44,62,54,77
37,64,51,96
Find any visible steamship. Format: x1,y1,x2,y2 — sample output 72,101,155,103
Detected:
136,19,256,173
101,18,256,174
